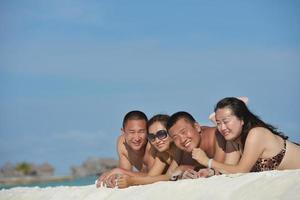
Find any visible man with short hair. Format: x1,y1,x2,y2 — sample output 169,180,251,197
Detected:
167,111,226,178
96,110,155,187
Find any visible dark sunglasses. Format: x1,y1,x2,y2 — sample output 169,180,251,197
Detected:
147,130,168,142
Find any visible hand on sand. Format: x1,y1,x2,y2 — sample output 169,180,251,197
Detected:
182,168,215,179
96,168,124,188
170,169,183,181
197,168,215,178
182,169,199,179
105,174,120,188
96,171,109,188
96,173,118,188
116,174,130,189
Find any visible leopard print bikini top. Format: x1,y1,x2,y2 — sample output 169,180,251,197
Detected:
251,139,286,172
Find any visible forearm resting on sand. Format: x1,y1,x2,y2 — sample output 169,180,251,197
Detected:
117,174,170,189
96,168,147,188
210,159,252,174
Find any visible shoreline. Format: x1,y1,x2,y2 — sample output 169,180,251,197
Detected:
0,175,74,187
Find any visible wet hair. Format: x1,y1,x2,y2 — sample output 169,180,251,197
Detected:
122,110,148,129
166,111,196,131
147,114,170,130
214,97,288,146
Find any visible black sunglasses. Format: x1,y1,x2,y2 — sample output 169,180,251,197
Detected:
147,130,168,142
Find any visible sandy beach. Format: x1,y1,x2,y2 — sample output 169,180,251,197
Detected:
1,169,299,200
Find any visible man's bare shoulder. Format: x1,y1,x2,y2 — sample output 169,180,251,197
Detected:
201,126,216,133
117,134,128,156
201,126,218,140
201,126,226,151
117,134,125,144
202,126,223,140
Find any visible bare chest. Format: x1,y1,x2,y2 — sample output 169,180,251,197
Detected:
128,152,153,172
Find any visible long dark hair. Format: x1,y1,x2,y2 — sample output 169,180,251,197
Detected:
148,114,170,130
214,97,288,146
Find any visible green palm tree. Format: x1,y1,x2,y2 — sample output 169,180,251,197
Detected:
15,162,32,175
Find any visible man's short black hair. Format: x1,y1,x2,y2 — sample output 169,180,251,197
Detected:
122,110,148,128
166,111,196,130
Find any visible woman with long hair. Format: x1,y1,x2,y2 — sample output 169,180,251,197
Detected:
192,97,300,173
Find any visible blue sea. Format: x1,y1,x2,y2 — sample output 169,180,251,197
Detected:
0,175,98,190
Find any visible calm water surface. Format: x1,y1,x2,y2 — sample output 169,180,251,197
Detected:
0,175,98,190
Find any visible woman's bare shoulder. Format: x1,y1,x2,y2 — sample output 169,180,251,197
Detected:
248,127,270,138
246,127,271,147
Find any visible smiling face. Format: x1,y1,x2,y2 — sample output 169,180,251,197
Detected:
148,121,172,152
215,107,244,141
123,119,147,151
168,118,201,153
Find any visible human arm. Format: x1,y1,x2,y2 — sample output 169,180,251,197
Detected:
213,131,226,163
224,141,241,165
117,150,193,188
209,139,241,175
147,155,168,176
117,174,170,189
96,135,148,188
117,156,171,188
117,135,133,170
96,135,129,187
192,128,265,174
166,153,195,180
186,129,226,176
179,168,216,179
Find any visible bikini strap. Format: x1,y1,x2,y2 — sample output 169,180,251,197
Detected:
283,139,287,150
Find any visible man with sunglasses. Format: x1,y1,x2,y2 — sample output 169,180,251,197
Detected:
167,111,226,178
96,110,156,188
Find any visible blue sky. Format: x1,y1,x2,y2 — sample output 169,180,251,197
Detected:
0,0,299,175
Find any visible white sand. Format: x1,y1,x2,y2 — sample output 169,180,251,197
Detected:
1,169,300,200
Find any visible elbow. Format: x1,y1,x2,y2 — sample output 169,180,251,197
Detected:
218,166,250,174
232,166,251,174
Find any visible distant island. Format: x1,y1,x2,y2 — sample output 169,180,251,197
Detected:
0,158,117,186
71,157,118,177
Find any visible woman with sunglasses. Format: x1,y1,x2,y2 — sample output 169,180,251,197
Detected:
117,114,195,188
192,97,300,174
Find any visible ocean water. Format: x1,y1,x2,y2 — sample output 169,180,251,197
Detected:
0,175,98,190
